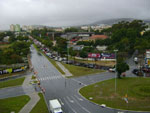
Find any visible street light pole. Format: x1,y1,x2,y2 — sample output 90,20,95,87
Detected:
67,41,69,63
114,49,118,94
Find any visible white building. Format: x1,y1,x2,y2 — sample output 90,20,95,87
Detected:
22,25,28,31
10,24,15,32
15,24,21,32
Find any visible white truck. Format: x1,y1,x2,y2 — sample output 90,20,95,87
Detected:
49,99,63,113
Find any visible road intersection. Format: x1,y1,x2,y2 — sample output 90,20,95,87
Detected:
30,46,149,113
0,46,149,113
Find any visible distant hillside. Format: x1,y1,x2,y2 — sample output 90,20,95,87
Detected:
91,18,150,25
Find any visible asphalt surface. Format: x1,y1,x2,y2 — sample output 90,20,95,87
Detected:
0,86,25,99
30,45,150,113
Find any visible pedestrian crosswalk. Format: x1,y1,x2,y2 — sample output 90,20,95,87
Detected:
38,76,62,81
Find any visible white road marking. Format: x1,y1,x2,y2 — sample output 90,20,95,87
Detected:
63,98,77,113
74,95,83,101
71,96,91,113
72,79,87,86
58,98,64,105
38,76,62,81
66,96,74,103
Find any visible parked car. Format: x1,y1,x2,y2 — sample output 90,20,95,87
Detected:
100,104,106,108
132,69,139,75
67,60,74,64
58,57,62,62
83,63,89,68
62,57,67,61
54,57,58,61
74,62,81,66
132,69,143,76
88,64,94,68
109,68,116,72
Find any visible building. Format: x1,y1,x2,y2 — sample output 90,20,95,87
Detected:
3,36,10,42
96,45,107,51
53,27,64,32
69,45,84,51
10,24,15,32
61,32,94,40
15,24,21,32
82,35,108,42
145,23,150,31
22,25,28,31
81,26,89,31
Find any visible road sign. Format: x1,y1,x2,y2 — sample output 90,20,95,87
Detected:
148,59,150,65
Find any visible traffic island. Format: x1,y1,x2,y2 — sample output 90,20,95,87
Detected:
79,77,150,111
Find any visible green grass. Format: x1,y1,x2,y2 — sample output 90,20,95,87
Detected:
61,62,104,77
80,77,150,111
0,95,30,113
0,77,25,89
30,93,49,113
33,44,65,75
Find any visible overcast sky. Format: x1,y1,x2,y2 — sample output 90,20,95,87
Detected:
0,0,150,30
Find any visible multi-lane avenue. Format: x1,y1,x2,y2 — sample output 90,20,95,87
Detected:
31,45,149,113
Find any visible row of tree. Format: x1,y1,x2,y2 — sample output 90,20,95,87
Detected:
0,33,31,64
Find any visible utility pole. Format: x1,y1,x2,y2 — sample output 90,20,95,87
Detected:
67,41,70,63
114,49,118,94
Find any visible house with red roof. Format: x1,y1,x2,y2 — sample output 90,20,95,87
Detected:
80,35,108,42
89,35,108,42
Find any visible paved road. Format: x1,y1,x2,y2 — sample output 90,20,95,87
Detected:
0,86,25,99
31,46,149,113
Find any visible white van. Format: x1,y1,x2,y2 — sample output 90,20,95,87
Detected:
49,99,63,113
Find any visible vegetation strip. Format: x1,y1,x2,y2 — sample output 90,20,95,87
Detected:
30,93,49,113
80,77,150,111
0,95,30,113
0,77,25,89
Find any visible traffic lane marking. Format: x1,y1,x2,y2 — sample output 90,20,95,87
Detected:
71,96,91,113
63,98,77,113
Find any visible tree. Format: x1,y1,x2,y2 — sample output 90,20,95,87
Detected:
64,27,78,32
79,50,87,58
11,41,30,56
116,61,129,78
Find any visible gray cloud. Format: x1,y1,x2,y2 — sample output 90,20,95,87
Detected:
0,0,150,29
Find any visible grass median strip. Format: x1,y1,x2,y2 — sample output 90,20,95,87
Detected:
61,63,104,77
0,77,25,89
0,95,30,113
80,77,150,111
30,93,49,113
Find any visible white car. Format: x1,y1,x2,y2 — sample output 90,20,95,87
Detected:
100,104,106,108
109,68,116,72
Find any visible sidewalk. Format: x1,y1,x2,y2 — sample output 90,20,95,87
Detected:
56,62,73,77
19,74,40,113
